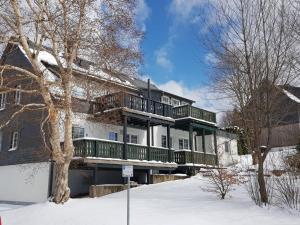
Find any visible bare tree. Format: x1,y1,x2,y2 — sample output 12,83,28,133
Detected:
0,0,142,203
200,0,298,204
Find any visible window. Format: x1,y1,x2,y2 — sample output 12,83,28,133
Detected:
0,93,6,110
170,137,173,148
131,135,138,144
171,98,180,107
184,139,189,149
9,131,19,150
225,141,230,153
15,85,21,104
126,134,138,144
0,130,2,152
108,132,118,141
126,134,130,143
72,126,85,139
161,96,170,105
161,135,167,148
179,138,189,149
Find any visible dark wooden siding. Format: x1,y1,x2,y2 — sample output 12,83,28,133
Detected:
0,45,50,166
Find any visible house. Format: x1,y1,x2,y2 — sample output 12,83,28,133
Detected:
259,85,300,149
0,42,238,203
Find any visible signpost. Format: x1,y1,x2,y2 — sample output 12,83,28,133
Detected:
122,165,133,225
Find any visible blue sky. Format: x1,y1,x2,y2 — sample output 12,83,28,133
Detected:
135,0,229,117
139,0,211,87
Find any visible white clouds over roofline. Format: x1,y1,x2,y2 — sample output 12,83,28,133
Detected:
157,80,232,123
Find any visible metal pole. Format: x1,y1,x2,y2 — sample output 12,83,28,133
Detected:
127,176,130,225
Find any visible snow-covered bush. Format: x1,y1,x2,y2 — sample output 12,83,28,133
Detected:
246,172,273,206
202,168,242,199
273,173,300,211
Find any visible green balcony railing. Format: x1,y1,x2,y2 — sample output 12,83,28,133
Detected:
174,150,217,166
172,105,216,123
73,139,174,163
94,92,173,118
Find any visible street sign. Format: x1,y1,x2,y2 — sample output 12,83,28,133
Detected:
122,165,133,177
122,165,133,225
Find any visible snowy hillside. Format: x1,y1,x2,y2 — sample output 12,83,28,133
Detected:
1,175,299,225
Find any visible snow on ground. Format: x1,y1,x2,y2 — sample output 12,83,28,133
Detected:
238,147,297,171
0,203,23,212
1,175,299,225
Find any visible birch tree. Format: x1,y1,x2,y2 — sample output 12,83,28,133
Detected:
200,0,298,204
0,0,142,203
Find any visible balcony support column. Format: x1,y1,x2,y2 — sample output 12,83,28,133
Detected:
93,165,98,185
167,124,171,162
123,115,128,160
147,120,151,161
189,124,195,175
213,130,219,166
202,129,206,164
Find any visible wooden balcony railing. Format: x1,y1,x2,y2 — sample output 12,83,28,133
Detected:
94,92,173,118
174,150,217,166
73,139,174,163
172,105,216,123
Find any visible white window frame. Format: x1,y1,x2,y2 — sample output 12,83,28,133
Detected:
130,135,138,144
72,126,85,139
179,138,189,150
0,129,2,152
161,95,170,105
126,134,138,144
171,98,180,107
15,85,21,105
0,93,6,110
9,131,19,151
225,141,230,153
108,132,118,141
161,135,167,148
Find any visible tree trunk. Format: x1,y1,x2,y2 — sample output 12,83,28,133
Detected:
53,160,71,204
257,157,268,204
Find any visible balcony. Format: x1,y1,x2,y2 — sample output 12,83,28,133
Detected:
174,150,217,166
73,139,216,167
94,92,173,118
73,138,174,163
172,105,216,124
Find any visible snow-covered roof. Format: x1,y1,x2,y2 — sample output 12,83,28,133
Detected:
17,44,136,88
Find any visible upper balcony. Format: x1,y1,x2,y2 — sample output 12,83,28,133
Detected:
92,92,216,125
172,105,216,124
93,92,173,119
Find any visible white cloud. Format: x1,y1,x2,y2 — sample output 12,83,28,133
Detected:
155,47,173,72
157,80,232,123
169,0,206,20
135,0,151,32
204,52,218,65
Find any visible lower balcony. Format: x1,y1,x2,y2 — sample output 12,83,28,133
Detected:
174,150,217,166
73,138,175,164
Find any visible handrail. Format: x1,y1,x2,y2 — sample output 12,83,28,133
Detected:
73,139,174,163
172,105,216,123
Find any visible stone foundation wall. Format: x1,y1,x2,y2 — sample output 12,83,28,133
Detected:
89,184,139,198
150,174,188,184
